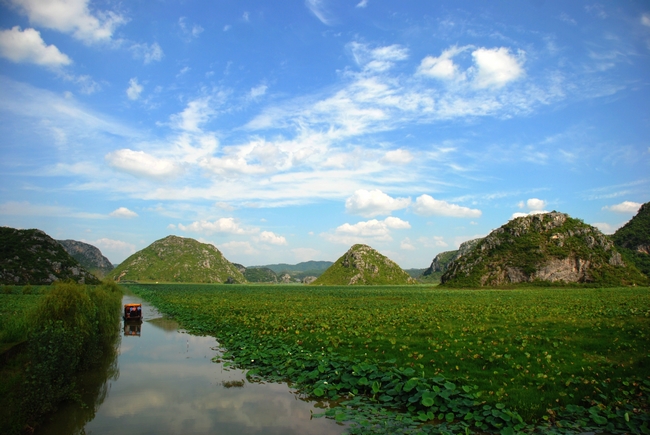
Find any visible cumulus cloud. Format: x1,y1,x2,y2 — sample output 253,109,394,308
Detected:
178,218,248,235
257,231,287,245
345,189,410,217
412,195,482,218
9,0,125,43
325,216,411,244
0,26,71,67
417,46,465,80
603,201,642,213
109,207,138,218
105,149,180,179
472,47,525,88
512,198,548,218
382,148,413,164
126,78,143,100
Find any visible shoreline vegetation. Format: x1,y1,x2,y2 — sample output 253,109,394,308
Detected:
0,282,122,435
127,283,649,434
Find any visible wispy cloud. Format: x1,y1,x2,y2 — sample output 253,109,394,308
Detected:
305,0,335,25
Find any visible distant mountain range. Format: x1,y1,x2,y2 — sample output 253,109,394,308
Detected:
1,202,647,287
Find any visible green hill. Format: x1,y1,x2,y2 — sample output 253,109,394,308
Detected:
0,227,100,285
243,267,278,283
612,202,650,277
312,244,416,285
441,212,647,287
108,235,245,283
57,239,114,278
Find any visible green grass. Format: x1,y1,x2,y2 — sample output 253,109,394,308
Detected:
126,283,650,433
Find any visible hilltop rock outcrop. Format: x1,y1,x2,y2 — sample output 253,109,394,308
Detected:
422,238,481,278
0,227,101,285
441,212,647,287
108,235,246,283
57,239,114,278
313,244,416,285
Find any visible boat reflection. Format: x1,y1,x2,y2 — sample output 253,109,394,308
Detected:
123,321,142,337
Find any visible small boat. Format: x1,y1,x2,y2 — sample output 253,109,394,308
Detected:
124,303,142,321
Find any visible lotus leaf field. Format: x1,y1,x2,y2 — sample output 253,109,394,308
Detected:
126,284,650,434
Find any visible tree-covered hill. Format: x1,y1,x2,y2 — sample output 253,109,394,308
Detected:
0,227,100,285
108,235,245,283
611,202,650,277
312,244,416,285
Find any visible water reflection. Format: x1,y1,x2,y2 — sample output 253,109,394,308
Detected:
36,293,345,435
123,321,141,337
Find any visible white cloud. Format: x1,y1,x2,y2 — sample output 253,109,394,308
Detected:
526,198,547,211
105,149,181,179
250,84,268,99
603,201,642,213
305,0,333,25
109,207,138,218
400,237,415,250
219,240,258,256
472,47,524,88
171,97,214,132
130,42,163,64
0,201,105,219
418,236,449,248
356,0,368,7
179,17,203,40
412,195,482,218
592,222,619,234
126,78,143,100
349,42,409,72
257,231,287,245
84,238,136,263
382,148,413,164
325,216,410,244
345,189,410,217
417,46,466,80
10,0,125,43
178,218,248,235
0,26,71,67
511,210,547,219
642,13,650,27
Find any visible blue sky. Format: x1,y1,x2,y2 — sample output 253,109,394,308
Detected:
0,0,649,268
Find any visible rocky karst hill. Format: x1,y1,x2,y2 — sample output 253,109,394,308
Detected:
441,212,647,287
312,244,416,285
0,227,101,285
57,239,114,278
421,238,482,282
612,201,650,277
109,235,246,283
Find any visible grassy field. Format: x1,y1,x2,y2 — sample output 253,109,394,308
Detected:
127,283,649,433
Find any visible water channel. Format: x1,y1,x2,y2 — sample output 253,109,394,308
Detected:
36,292,346,435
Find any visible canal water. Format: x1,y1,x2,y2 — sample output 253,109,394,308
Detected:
36,292,346,435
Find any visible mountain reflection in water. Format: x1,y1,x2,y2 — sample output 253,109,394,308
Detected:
35,293,344,435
